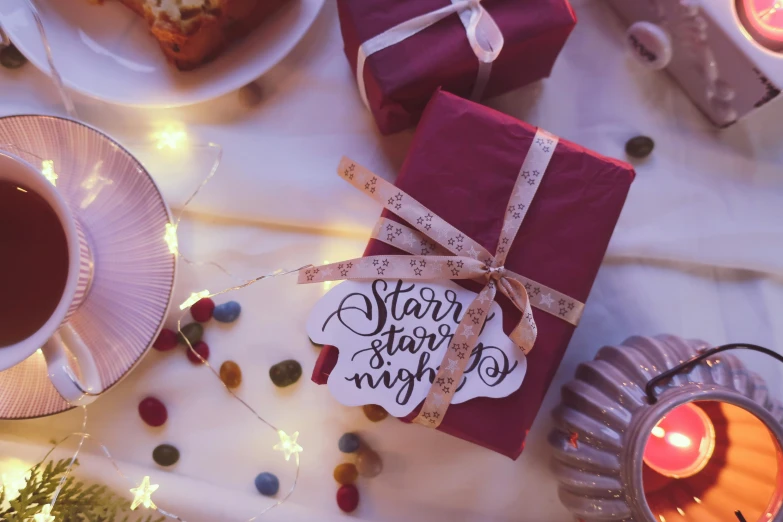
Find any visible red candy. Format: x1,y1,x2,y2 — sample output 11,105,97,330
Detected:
190,298,215,323
336,484,359,513
186,341,210,364
138,397,167,427
153,328,179,351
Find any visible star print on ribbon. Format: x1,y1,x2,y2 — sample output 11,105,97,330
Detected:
356,0,503,109
299,129,584,428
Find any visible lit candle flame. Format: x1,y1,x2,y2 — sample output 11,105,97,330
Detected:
666,432,692,449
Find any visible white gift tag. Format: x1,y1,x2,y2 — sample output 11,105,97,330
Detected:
307,279,527,418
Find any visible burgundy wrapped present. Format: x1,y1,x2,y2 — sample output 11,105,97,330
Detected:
338,0,577,135
312,91,635,459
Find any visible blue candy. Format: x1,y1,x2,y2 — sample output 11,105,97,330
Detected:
338,433,360,453
214,301,241,323
254,472,279,496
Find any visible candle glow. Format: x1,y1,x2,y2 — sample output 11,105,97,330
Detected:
739,0,783,50
643,403,716,478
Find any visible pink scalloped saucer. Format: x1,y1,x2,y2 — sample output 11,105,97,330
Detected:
0,115,176,419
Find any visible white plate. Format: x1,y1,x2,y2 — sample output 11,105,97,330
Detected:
0,0,325,107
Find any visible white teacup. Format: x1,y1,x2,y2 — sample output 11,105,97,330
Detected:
0,151,101,405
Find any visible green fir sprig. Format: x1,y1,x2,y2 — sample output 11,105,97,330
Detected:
0,459,164,522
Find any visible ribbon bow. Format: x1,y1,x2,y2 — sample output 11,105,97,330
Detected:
356,0,504,109
299,129,584,427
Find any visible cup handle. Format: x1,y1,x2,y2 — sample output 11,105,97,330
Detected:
41,324,102,406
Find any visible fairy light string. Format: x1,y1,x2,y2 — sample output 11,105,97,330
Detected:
23,146,311,520
6,8,314,520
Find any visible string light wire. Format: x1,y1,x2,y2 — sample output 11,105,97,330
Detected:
4,4,313,519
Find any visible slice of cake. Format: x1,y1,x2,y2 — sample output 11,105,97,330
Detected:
119,0,290,70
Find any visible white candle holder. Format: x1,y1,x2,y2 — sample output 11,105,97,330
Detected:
549,335,783,522
608,0,782,127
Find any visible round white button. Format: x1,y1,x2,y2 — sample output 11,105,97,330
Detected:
626,21,673,70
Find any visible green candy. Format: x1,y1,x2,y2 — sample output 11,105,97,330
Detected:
178,322,203,346
269,359,302,388
0,45,27,69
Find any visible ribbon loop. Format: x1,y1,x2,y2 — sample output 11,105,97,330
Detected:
356,0,504,109
463,0,504,64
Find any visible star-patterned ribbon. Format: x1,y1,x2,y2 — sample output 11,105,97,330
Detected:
299,129,584,428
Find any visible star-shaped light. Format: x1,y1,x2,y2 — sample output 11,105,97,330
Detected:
33,504,55,522
539,293,555,308
152,127,187,150
130,476,159,510
180,289,211,310
41,160,58,186
163,222,179,255
274,430,303,464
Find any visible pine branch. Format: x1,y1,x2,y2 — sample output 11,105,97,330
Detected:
1,459,165,522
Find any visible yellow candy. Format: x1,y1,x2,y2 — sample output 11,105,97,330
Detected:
333,463,358,485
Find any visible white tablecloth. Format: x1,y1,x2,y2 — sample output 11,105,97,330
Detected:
1,1,783,521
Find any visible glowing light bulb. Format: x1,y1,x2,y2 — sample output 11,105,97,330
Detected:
180,290,210,310
41,160,58,186
152,126,187,150
33,504,55,522
129,476,159,510
164,222,179,255
273,430,303,463
1,471,27,501
676,507,685,516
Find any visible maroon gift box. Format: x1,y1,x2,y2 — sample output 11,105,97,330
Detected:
338,0,577,135
313,91,634,459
